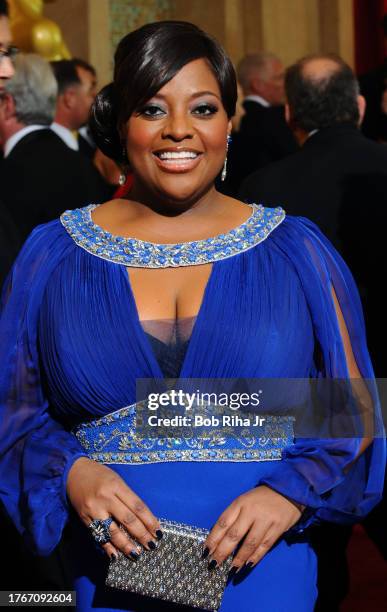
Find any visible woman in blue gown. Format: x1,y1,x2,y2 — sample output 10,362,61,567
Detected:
0,21,385,612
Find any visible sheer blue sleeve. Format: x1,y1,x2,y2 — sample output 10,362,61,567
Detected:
258,215,386,528
0,221,88,555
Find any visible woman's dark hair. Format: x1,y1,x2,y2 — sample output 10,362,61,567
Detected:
285,54,360,132
89,21,237,163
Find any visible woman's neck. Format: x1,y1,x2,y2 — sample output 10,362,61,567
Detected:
126,181,223,219
93,184,250,244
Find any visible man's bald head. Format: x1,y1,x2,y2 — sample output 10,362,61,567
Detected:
285,54,362,133
301,56,343,82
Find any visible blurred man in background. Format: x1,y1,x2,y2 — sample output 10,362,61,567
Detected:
0,53,110,241
239,54,387,375
225,52,298,193
239,55,387,609
51,58,97,158
51,57,114,191
0,0,19,288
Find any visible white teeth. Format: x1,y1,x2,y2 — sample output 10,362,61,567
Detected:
157,151,199,160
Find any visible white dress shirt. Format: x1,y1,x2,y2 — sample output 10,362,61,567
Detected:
244,95,271,108
51,122,79,151
4,125,47,158
307,129,319,139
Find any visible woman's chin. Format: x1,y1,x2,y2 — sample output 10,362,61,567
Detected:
154,178,212,204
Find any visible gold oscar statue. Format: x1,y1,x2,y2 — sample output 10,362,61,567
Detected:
9,0,71,60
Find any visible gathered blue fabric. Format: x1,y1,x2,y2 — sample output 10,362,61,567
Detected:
0,207,385,560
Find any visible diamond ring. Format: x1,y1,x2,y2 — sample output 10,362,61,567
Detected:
88,517,113,544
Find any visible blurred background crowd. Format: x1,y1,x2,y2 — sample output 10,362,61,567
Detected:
0,1,386,611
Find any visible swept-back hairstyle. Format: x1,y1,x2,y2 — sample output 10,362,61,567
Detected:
89,20,237,163
51,60,81,96
0,0,8,17
285,54,360,132
51,58,96,96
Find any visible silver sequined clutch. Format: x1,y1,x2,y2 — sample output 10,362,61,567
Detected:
106,518,233,611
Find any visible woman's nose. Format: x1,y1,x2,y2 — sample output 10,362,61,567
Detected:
162,112,194,141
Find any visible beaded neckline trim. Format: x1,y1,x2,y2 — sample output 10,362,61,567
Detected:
60,203,285,268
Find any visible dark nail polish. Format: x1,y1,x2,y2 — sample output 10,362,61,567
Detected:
148,540,157,550
155,529,163,540
228,566,238,579
208,559,218,570
110,553,117,562
201,546,210,559
245,561,253,569
130,550,140,560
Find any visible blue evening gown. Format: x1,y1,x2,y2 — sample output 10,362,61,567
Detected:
0,203,384,612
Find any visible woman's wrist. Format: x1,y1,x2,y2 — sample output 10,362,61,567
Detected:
280,492,306,515
290,500,306,514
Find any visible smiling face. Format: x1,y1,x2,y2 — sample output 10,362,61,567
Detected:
124,58,231,206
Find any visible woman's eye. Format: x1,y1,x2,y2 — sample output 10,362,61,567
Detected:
140,105,166,117
192,104,218,116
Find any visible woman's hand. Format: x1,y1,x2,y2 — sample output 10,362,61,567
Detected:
202,485,304,572
67,457,162,560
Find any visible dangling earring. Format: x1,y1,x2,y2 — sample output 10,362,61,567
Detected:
119,143,127,186
221,134,232,182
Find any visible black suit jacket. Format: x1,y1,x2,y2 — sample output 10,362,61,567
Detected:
226,100,298,194
78,133,96,160
359,61,387,141
0,201,20,290
239,123,387,373
0,129,112,242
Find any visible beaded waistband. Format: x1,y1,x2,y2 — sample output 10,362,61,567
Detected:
73,403,295,465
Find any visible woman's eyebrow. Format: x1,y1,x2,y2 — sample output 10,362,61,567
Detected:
190,91,220,100
151,91,221,101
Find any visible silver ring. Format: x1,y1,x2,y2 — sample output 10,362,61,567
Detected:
88,517,113,544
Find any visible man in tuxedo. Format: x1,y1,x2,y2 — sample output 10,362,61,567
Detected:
0,53,111,242
51,58,97,159
0,0,19,287
239,54,387,373
239,54,387,609
226,52,298,193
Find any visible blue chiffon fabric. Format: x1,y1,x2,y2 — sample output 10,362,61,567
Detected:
0,205,385,612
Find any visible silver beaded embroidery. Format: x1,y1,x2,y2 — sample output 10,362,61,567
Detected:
73,402,295,465
60,203,286,267
106,517,233,611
